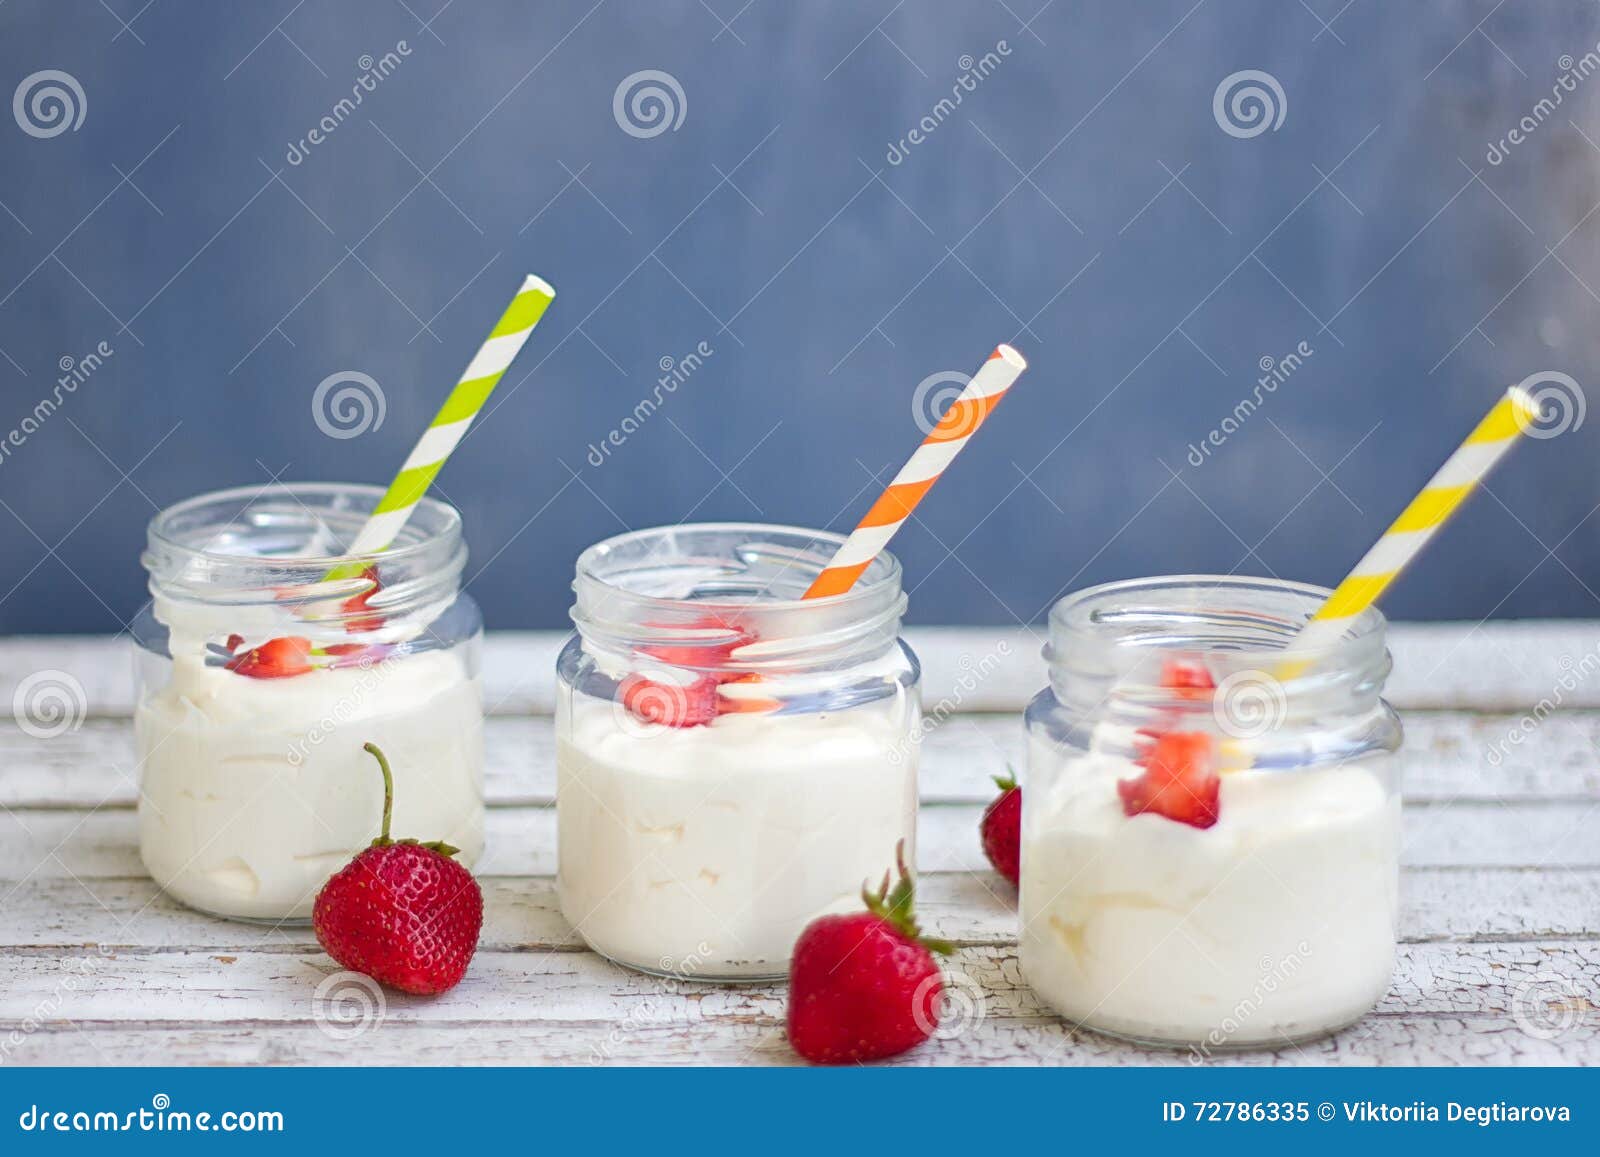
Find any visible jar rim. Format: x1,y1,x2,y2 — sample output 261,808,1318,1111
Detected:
1037,574,1397,764
140,483,470,649
1047,573,1387,667
146,482,462,572
570,522,906,670
573,521,903,610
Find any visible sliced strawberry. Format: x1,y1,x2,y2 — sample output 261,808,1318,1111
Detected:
713,672,783,715
323,641,395,669
341,566,384,634
638,612,750,673
1117,731,1219,829
619,673,720,727
226,636,315,679
622,614,760,723
1161,656,1215,701
1131,657,1218,756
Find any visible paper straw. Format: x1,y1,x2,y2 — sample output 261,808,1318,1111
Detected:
1286,383,1541,659
803,344,1027,599
341,274,555,563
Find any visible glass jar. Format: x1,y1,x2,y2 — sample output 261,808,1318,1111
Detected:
555,523,921,980
131,483,485,923
1020,576,1402,1052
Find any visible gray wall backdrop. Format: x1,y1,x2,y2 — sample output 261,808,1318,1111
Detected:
1,0,1597,634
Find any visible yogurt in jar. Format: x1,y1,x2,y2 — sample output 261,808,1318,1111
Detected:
556,694,917,978
135,588,483,921
556,523,923,979
137,648,483,921
133,483,486,923
1019,747,1400,1048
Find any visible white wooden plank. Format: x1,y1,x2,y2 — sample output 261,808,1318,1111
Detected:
5,622,1599,718
0,943,1593,1047
1,800,1596,886
5,711,1598,810
4,868,1597,952
4,1014,1596,1067
0,636,133,721
1382,621,1600,710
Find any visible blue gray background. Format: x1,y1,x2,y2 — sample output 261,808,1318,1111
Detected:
1,0,1597,634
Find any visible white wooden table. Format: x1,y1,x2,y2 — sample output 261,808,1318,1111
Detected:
2,624,1597,1066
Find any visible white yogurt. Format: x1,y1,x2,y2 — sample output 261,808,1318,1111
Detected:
1019,743,1399,1048
556,696,917,978
136,649,484,921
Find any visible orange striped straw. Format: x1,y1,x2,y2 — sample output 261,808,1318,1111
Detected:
804,344,1027,599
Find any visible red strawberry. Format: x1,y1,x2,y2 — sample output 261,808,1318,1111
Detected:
620,613,757,726
638,612,750,671
341,566,384,634
1161,656,1215,700
787,843,953,1065
713,671,783,716
225,635,315,679
1117,731,1219,829
313,743,484,995
980,772,1021,887
619,672,720,727
323,641,395,669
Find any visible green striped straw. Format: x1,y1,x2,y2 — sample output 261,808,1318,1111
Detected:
331,274,555,577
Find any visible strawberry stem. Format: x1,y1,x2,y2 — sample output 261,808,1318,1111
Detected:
364,742,395,846
861,839,954,956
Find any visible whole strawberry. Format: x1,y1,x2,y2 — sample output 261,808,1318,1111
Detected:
787,844,952,1064
980,772,1021,887
313,743,484,995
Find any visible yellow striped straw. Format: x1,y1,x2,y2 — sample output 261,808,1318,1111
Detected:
338,274,555,568
1287,383,1542,660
